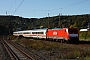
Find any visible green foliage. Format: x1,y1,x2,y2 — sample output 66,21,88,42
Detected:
84,56,90,60
79,31,90,40
9,36,90,59
0,14,90,35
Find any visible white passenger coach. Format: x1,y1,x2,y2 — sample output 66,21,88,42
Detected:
13,29,48,39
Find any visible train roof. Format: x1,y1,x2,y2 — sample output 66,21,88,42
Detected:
80,29,88,31
48,28,78,30
13,28,48,33
49,28,63,30
13,28,78,33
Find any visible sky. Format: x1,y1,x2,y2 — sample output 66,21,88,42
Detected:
0,0,90,18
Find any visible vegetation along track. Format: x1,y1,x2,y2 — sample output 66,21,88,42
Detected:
1,39,34,60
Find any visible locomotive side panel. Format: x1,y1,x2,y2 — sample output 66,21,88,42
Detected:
46,28,79,43
46,29,68,40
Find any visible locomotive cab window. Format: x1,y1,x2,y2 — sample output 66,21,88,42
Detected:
68,29,78,34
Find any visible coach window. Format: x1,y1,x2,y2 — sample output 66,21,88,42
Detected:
14,33,17,34
32,32,44,34
37,32,39,34
18,33,21,34
23,32,31,34
41,32,44,34
28,32,31,34
39,32,44,34
32,32,34,34
32,32,36,34
36,32,38,34
23,32,26,34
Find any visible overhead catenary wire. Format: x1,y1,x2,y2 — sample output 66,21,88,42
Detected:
50,0,90,11
13,0,24,14
11,0,89,18
28,0,89,12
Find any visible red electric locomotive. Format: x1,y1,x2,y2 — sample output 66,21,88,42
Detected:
46,28,79,43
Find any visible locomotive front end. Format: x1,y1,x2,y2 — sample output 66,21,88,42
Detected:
67,28,79,43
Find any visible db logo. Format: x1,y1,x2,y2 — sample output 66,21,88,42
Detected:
53,32,57,35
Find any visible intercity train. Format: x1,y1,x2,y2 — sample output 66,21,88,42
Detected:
13,28,79,43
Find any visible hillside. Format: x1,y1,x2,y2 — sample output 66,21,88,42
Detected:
0,14,90,35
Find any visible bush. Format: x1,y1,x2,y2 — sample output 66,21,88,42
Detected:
84,56,90,60
79,31,90,40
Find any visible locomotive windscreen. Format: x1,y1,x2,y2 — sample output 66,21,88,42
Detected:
68,29,78,34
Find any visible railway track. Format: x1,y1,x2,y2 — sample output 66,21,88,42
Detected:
1,36,90,60
1,39,34,60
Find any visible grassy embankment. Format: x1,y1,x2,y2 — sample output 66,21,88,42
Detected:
79,31,90,41
8,35,90,59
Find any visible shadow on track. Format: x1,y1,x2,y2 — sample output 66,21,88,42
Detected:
78,41,90,44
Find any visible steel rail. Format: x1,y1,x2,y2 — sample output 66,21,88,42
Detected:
2,39,34,60
1,39,19,60
8,40,34,60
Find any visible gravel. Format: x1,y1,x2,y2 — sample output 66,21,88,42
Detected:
0,39,11,60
